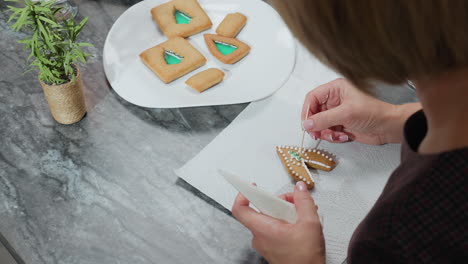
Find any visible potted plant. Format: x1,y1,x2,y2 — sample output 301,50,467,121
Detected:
7,0,93,124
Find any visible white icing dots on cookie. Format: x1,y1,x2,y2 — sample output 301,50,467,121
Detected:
277,145,336,188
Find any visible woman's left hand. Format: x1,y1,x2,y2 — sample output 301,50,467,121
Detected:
232,181,326,264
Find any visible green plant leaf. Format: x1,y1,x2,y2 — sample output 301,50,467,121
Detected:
33,6,52,12
7,0,93,85
36,19,56,52
74,17,89,37
77,42,93,47
38,16,58,27
17,38,31,45
11,7,30,31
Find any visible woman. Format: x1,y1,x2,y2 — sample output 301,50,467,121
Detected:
232,1,468,263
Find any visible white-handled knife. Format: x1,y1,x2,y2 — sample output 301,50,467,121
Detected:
219,169,297,224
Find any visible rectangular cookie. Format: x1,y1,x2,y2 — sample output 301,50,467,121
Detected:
186,68,224,92
216,12,247,38
151,0,212,38
139,37,206,83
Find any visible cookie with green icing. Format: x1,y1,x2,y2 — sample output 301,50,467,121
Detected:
151,0,212,38
140,37,206,83
204,34,250,64
276,145,337,190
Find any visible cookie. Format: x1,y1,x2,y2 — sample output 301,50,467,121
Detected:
204,34,250,64
151,0,212,38
186,68,224,93
139,37,206,84
276,145,336,190
216,12,247,38
301,147,336,172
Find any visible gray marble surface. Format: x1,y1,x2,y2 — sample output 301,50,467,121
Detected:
0,1,417,264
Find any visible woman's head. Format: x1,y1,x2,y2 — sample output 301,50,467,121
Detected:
270,0,468,87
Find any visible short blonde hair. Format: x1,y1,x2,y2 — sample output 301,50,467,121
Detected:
271,0,468,86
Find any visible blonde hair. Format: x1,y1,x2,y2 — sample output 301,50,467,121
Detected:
271,0,468,86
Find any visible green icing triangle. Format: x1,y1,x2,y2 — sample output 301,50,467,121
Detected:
164,50,183,65
214,41,238,56
174,10,192,24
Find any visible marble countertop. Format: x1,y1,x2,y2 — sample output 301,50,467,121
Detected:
0,1,417,264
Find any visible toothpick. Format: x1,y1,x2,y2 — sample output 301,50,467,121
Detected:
300,104,310,153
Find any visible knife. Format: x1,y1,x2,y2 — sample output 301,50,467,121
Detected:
219,169,297,224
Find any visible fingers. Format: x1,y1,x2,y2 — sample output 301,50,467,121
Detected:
319,130,350,143
232,192,284,234
307,128,351,143
279,192,319,213
233,191,250,207
302,86,329,121
307,131,321,141
293,182,319,223
302,78,347,121
278,192,294,203
303,106,348,132
303,78,352,137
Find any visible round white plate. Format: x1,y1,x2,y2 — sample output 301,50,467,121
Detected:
103,0,296,108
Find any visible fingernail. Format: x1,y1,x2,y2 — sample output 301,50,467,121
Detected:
296,181,307,192
338,135,349,141
307,131,317,140
302,120,314,130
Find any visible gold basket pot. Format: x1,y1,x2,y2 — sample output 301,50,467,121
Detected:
39,66,86,125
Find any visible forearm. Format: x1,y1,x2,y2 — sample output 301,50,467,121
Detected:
382,102,422,143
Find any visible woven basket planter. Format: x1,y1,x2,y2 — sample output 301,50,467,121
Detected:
39,66,86,125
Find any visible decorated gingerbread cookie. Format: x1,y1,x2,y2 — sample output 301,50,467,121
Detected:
186,68,224,93
276,145,336,189
139,37,206,83
151,0,212,38
204,34,250,64
216,12,247,38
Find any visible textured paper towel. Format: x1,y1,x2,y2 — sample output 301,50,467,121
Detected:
176,46,401,264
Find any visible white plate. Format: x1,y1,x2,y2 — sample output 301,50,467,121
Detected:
103,0,296,108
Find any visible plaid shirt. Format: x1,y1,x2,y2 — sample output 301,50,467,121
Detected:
348,111,468,263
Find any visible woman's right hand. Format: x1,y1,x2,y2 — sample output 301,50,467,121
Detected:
302,78,421,145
